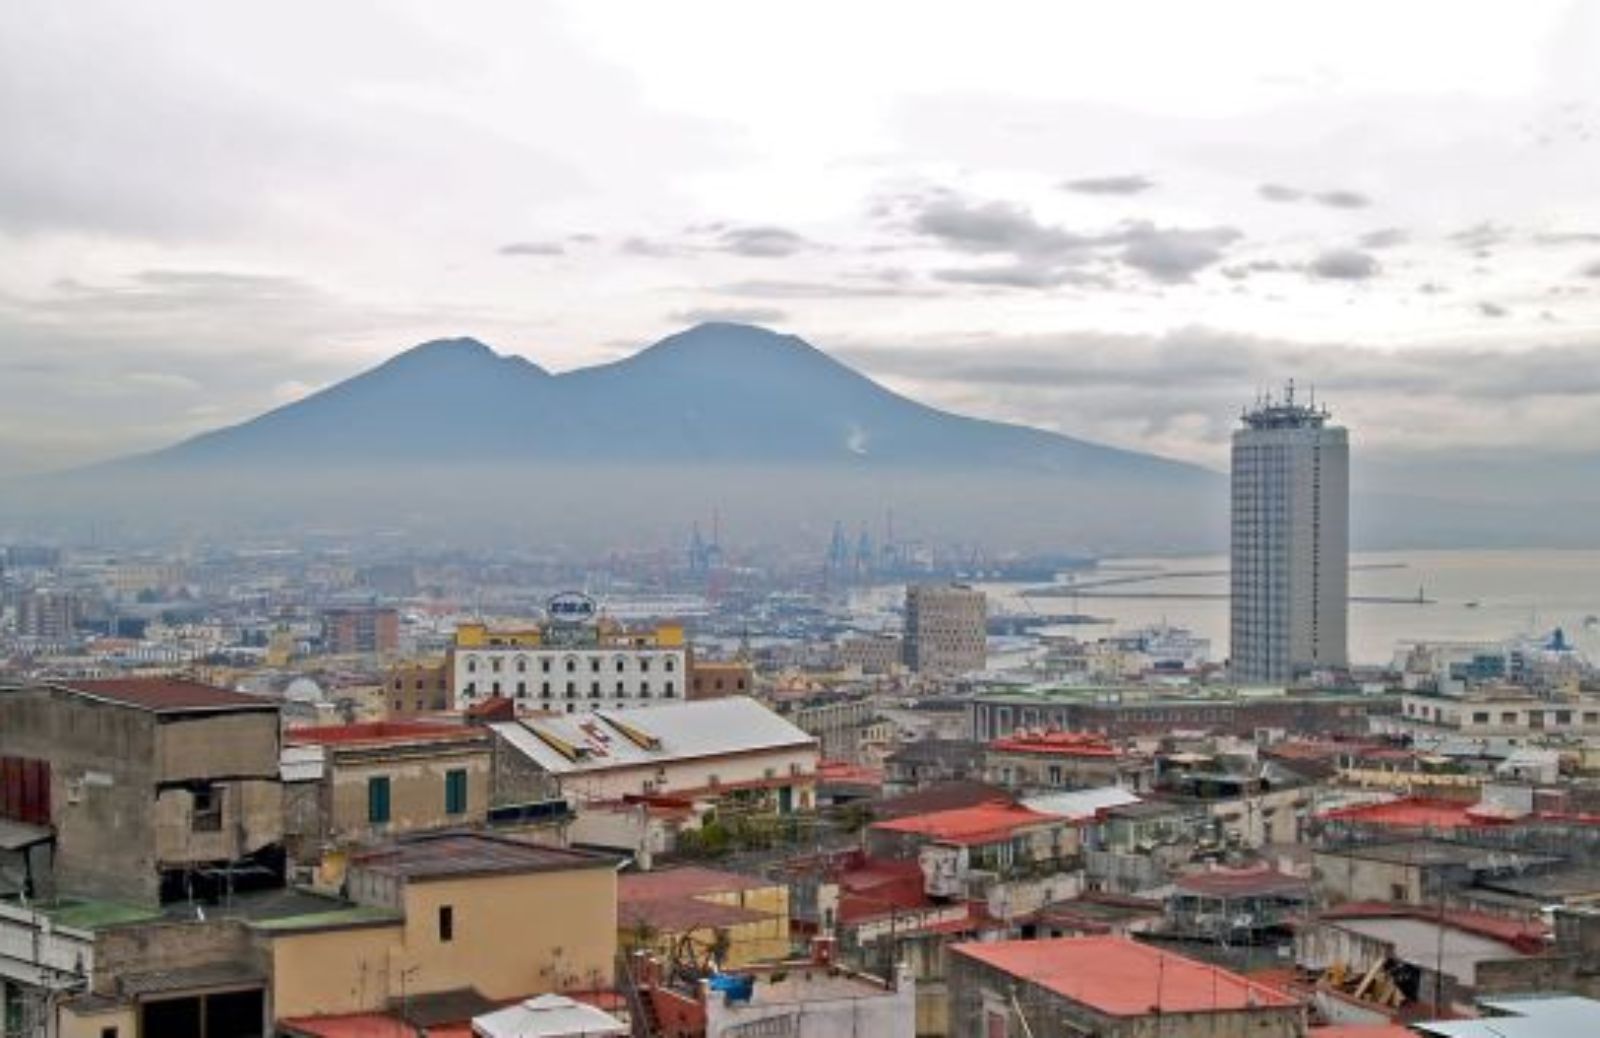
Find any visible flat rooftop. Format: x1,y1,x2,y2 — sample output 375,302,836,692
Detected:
351,833,616,881
953,936,1299,1017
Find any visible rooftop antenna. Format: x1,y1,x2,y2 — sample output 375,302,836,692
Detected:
1285,377,1296,407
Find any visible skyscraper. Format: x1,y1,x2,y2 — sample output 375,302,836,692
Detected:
903,583,988,675
1230,383,1348,684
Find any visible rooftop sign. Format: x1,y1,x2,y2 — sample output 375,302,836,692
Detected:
547,591,598,626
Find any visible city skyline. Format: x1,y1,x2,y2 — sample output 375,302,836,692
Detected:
2,2,1599,493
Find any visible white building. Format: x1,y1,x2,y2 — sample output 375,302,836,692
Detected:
490,696,819,807
1230,384,1349,684
451,595,689,715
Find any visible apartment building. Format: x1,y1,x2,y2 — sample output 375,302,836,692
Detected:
903,584,986,675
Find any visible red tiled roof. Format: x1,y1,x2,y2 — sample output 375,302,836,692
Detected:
63,678,271,713
619,866,770,902
620,897,772,932
816,760,884,785
1317,797,1489,830
870,801,1059,845
1174,865,1310,898
1311,1027,1416,1037
285,721,481,747
989,731,1122,758
952,936,1301,1016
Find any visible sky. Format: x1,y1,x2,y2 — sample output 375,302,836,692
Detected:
3,0,1600,483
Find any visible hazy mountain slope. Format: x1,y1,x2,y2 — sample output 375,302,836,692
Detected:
141,323,1213,481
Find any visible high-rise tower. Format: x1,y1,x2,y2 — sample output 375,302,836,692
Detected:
1230,382,1348,684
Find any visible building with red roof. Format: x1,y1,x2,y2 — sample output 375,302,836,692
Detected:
949,936,1304,1037
984,729,1153,793
618,866,791,967
867,800,1084,898
282,719,491,860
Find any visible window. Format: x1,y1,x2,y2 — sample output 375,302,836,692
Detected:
1557,711,1573,725
368,776,391,824
616,658,625,673
491,658,501,673
664,681,675,696
1586,712,1599,725
591,658,600,673
1472,712,1490,724
438,905,454,942
1501,712,1517,724
466,658,477,673
101,1029,119,1038
1048,765,1063,786
517,681,527,696
665,658,676,672
542,659,551,673
192,785,223,832
640,658,651,673
565,658,576,673
445,768,468,815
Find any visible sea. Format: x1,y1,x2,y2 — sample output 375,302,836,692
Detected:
942,550,1600,668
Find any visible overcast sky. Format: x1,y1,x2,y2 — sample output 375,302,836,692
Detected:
3,1,1600,478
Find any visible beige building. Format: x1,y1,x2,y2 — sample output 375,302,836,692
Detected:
281,720,491,867
40,834,620,1038
384,657,453,716
619,866,791,967
903,584,986,675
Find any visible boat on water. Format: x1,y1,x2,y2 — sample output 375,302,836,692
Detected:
1464,600,1480,609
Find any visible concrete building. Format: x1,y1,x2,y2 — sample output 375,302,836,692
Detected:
321,606,399,656
384,656,452,716
687,659,753,700
15,833,621,1038
451,603,688,716
618,866,790,967
281,721,491,864
491,698,818,862
15,589,80,640
948,936,1304,1038
0,677,284,906
968,686,1382,741
903,584,986,675
982,730,1153,793
1230,384,1349,684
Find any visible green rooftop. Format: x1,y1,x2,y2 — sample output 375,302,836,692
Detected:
37,898,161,931
248,904,402,933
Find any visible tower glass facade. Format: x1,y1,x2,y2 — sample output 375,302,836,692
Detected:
1230,386,1348,684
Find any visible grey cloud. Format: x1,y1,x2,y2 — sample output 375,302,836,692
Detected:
1534,231,1600,246
1258,183,1373,209
934,264,1111,289
715,226,810,258
620,236,680,258
1358,228,1409,249
908,193,1240,286
1479,301,1509,318
1313,189,1372,209
1061,174,1155,195
1582,259,1600,277
670,306,789,325
1257,183,1305,202
714,279,939,300
1309,248,1380,280
499,241,565,256
1450,222,1512,250
1418,281,1449,294
910,197,1100,256
1119,223,1242,283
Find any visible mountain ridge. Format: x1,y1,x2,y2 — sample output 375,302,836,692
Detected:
137,322,1217,478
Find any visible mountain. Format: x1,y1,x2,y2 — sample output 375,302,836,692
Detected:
20,323,1226,552
143,323,1208,478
